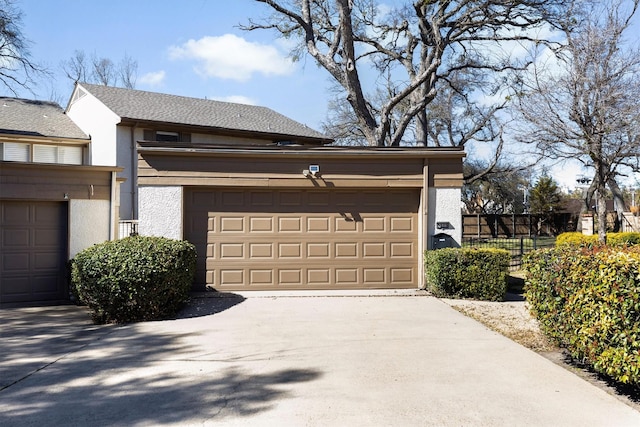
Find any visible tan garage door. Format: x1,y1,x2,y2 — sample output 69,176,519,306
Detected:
185,188,419,290
0,201,68,303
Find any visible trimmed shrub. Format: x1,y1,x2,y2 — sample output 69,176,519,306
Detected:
424,248,510,301
71,236,196,324
556,231,640,247
555,232,597,246
523,245,640,385
607,232,640,246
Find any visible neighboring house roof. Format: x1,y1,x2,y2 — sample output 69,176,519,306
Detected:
76,83,332,143
0,97,89,140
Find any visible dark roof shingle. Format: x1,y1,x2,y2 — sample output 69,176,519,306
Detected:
77,83,331,143
0,97,88,140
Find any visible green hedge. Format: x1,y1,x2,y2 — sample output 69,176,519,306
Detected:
424,248,510,301
71,236,197,324
556,231,640,247
523,245,640,385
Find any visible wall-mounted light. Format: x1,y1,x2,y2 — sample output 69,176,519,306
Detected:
64,193,69,200
303,164,321,178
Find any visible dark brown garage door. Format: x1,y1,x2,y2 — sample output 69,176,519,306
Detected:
185,188,419,291
0,201,68,303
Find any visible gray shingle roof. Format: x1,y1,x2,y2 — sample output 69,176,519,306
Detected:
0,97,88,140
78,83,331,143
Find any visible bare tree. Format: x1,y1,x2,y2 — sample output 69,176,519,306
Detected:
61,50,137,88
0,0,44,95
462,161,530,214
514,0,640,243
91,56,116,86
118,53,137,89
244,0,565,147
61,50,90,83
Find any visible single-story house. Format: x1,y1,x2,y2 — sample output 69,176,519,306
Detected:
0,98,120,304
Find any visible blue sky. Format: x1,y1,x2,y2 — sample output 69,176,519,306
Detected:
12,0,330,131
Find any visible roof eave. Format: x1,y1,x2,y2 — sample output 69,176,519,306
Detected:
119,117,333,145
137,143,466,159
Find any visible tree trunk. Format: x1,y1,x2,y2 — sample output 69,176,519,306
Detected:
597,192,607,244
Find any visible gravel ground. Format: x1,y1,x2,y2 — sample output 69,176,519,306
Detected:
440,281,640,413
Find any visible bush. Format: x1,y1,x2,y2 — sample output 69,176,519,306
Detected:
71,236,197,324
424,248,510,301
555,232,597,246
523,245,640,385
556,231,640,247
607,232,640,246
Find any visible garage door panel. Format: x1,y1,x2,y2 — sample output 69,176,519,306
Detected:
221,191,244,206
250,191,273,206
335,243,358,258
307,217,330,232
185,188,418,290
391,217,414,232
220,243,244,259
2,203,30,223
363,242,386,257
336,269,358,284
335,217,357,231
363,217,385,232
279,243,302,258
364,269,386,284
307,269,330,284
307,243,330,258
279,191,302,206
390,242,415,258
220,269,244,285
279,269,303,285
279,217,301,232
4,229,30,247
250,243,274,258
2,277,31,295
250,269,273,285
220,216,244,232
250,217,274,232
34,229,62,247
34,203,63,225
3,253,30,272
391,268,414,283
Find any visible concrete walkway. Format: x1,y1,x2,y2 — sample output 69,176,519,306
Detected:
1,294,639,426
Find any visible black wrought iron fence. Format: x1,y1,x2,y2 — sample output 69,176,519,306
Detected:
462,236,556,270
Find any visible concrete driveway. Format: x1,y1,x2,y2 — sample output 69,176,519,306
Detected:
1,293,639,426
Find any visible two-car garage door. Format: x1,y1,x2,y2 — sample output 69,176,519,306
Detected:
184,188,419,291
0,201,68,303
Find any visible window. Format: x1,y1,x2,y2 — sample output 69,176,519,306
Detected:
1,142,30,162
1,142,83,165
156,131,180,142
33,144,83,165
143,129,191,143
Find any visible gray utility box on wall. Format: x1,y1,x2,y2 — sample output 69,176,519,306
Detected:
432,233,454,249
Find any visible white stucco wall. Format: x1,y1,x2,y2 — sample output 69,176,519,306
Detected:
69,199,110,258
428,187,462,248
138,186,183,240
66,85,121,166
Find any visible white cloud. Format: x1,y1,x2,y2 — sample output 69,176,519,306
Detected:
139,70,166,86
212,95,258,105
168,34,295,82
